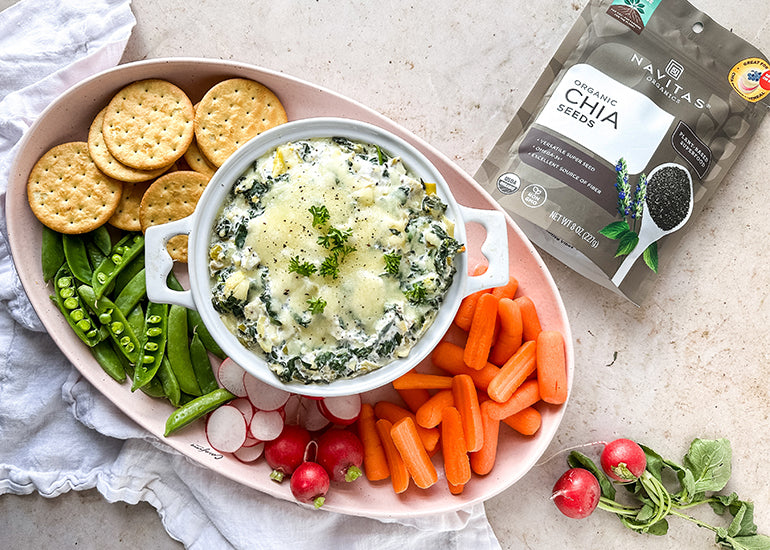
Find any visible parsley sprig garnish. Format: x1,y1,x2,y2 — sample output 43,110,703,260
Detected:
306,297,327,314
288,256,317,276
383,251,401,276
309,204,330,227
405,281,427,304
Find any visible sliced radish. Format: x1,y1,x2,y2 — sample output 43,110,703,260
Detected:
242,435,263,447
233,442,265,463
249,409,285,442
206,404,247,453
230,397,255,424
217,358,248,397
244,374,291,411
318,394,362,425
282,394,302,425
298,398,331,432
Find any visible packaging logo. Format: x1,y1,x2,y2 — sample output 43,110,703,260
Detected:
665,59,684,81
728,58,770,102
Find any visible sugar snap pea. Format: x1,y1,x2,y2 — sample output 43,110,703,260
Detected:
190,331,219,394
114,268,147,316
164,388,235,436
78,284,141,365
50,265,102,347
126,304,144,337
63,233,93,284
92,233,144,298
167,304,201,396
41,226,65,282
113,253,145,296
166,271,226,359
89,225,112,256
89,339,126,382
132,301,168,392
157,355,181,407
114,342,166,398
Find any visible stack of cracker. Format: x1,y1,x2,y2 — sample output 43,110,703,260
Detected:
27,77,287,262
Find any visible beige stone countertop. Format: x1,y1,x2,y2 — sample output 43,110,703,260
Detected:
1,0,769,548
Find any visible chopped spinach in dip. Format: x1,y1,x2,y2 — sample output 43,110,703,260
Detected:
209,137,463,384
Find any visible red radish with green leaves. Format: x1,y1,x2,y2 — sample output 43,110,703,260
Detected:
316,428,364,483
600,438,647,482
551,468,601,519
290,459,330,509
264,424,311,482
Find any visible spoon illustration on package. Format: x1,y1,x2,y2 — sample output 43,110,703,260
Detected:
611,163,693,286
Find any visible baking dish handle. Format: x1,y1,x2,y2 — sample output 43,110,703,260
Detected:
458,204,510,295
144,216,197,310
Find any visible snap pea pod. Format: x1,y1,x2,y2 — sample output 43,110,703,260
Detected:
132,301,168,392
41,226,65,282
190,331,219,394
164,388,235,436
114,268,147,316
89,339,126,382
63,233,93,284
91,233,144,298
50,265,102,347
113,253,145,296
126,304,144,337
167,304,201,396
77,284,141,365
115,343,165,398
166,272,226,359
157,355,181,407
89,225,112,256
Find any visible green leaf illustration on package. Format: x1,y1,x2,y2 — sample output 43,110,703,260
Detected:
599,158,658,273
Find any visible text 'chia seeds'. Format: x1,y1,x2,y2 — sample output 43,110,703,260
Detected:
475,0,769,305
646,167,691,231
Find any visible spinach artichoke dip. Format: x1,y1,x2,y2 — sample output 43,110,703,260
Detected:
208,137,464,384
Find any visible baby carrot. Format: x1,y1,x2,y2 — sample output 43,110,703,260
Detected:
357,403,390,481
453,263,489,331
486,340,537,403
452,374,484,453
502,406,542,435
485,378,541,421
536,330,568,404
374,400,440,454
463,293,500,370
431,341,500,391
441,406,471,487
375,419,409,494
390,416,438,489
415,389,454,429
488,298,523,366
448,481,465,495
392,372,454,390
396,387,431,414
491,275,519,300
514,296,542,342
469,400,501,476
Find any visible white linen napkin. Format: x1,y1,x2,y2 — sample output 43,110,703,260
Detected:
0,1,502,548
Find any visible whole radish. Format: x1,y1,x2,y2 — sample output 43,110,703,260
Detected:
290,460,330,509
264,424,311,482
316,428,364,483
600,438,647,483
552,468,601,519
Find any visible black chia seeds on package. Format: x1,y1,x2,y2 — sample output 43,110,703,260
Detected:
475,0,769,304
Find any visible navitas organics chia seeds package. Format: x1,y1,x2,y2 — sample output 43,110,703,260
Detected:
475,0,769,304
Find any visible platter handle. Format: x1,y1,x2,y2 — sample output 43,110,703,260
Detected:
458,205,510,295
144,216,197,310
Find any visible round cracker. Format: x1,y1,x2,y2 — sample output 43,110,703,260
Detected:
88,107,170,182
27,141,123,234
194,78,287,167
183,137,217,178
109,181,152,231
139,171,209,262
102,79,195,171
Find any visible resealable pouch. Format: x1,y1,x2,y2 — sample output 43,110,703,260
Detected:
475,0,769,304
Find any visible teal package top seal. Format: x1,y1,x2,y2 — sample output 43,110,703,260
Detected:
475,0,769,305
